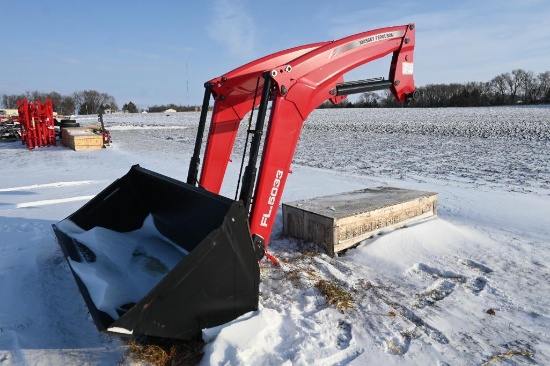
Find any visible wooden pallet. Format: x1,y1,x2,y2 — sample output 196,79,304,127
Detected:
282,187,438,256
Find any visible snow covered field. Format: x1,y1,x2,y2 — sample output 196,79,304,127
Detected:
0,106,549,365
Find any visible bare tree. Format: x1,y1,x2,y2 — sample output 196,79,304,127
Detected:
1,94,27,108
536,71,550,103
58,95,76,115
510,69,536,103
490,73,510,104
356,92,381,107
70,90,117,115
72,91,84,114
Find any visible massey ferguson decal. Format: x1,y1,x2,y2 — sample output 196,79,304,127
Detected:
329,30,405,59
260,169,284,227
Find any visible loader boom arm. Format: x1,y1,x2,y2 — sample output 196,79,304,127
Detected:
196,24,416,253
191,41,331,189
51,23,417,343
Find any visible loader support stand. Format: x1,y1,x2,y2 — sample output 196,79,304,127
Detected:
235,77,261,201
239,73,271,210
98,112,106,148
187,87,212,185
239,73,272,212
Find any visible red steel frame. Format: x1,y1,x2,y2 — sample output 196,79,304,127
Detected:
17,99,56,149
198,41,331,192
197,24,416,254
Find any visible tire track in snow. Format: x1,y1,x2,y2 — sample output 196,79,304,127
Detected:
0,181,97,193
0,196,95,211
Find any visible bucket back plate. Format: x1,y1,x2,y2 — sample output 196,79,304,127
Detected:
52,165,259,340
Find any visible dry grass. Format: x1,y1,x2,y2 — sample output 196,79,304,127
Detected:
265,248,358,312
385,338,404,355
481,349,534,365
126,336,204,366
316,279,354,310
271,249,356,311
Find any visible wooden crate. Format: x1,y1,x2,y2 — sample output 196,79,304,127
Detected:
61,127,91,146
67,132,103,150
282,187,438,256
61,127,104,150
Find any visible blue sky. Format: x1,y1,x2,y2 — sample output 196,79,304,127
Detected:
1,0,549,109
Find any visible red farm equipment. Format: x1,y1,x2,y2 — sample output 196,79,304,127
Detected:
17,99,57,149
52,24,417,340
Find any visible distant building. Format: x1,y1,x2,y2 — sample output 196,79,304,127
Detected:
0,109,18,117
165,108,177,113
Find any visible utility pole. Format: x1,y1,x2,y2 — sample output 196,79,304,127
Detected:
186,62,190,108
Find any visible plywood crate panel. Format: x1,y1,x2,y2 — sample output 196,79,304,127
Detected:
61,127,103,150
282,187,438,256
67,132,103,150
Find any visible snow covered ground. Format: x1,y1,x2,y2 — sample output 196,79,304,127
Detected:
0,106,549,365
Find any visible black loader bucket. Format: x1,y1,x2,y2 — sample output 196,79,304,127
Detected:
52,165,259,340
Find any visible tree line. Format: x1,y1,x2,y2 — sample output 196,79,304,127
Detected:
0,91,197,115
3,69,548,114
120,103,198,113
146,104,198,113
1,90,118,115
320,68,550,108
